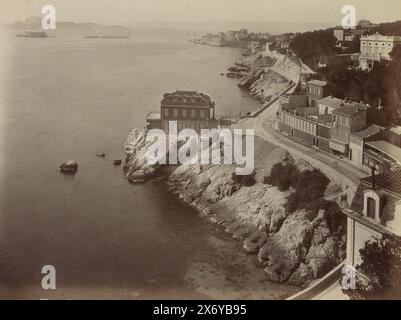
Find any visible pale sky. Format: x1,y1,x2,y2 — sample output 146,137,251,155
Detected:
1,0,401,25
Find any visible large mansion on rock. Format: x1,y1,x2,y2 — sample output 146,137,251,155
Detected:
146,90,218,133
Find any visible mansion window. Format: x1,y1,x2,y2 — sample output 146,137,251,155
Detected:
173,108,178,117
164,109,169,117
200,110,205,118
363,190,382,223
182,109,187,118
191,109,196,118
367,197,376,220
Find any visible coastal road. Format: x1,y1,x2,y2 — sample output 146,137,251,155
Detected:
235,98,367,194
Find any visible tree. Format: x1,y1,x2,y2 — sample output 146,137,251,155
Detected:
290,28,337,69
345,234,401,300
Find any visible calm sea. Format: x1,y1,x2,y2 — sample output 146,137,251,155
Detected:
0,28,296,299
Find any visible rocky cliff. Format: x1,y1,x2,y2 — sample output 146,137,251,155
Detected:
168,138,345,287
124,128,160,183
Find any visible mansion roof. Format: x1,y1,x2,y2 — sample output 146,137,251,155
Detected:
161,90,215,107
361,169,401,197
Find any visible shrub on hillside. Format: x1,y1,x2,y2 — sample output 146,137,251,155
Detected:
232,171,256,187
264,164,343,231
264,162,299,191
284,169,330,213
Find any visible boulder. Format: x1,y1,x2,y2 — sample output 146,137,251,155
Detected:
288,263,313,286
96,153,106,158
225,221,242,235
243,230,268,253
232,225,254,241
60,160,78,174
113,160,122,166
306,237,338,278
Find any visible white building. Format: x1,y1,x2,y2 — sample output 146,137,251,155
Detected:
359,33,401,70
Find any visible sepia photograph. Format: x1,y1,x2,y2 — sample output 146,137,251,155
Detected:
0,0,401,306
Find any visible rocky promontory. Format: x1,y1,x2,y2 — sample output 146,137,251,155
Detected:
229,54,291,105
124,128,160,183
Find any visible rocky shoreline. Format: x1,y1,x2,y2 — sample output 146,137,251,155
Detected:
227,54,291,107
124,130,345,287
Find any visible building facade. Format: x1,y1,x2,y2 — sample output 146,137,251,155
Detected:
329,105,368,156
146,90,217,133
349,125,385,170
278,90,373,158
359,33,401,70
278,107,318,148
306,80,335,107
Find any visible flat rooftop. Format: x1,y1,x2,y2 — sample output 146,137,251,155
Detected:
318,96,345,109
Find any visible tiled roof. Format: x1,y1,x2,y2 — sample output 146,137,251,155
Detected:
162,90,214,106
361,169,401,196
352,124,384,139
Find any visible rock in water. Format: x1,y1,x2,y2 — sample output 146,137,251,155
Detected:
60,160,78,174
113,160,122,166
96,153,106,158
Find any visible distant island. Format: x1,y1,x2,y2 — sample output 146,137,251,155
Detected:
8,16,131,36
16,31,48,38
84,35,130,39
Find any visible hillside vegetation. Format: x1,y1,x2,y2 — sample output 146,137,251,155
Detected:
289,21,401,126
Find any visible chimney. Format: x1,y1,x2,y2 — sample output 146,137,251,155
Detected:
371,166,376,189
